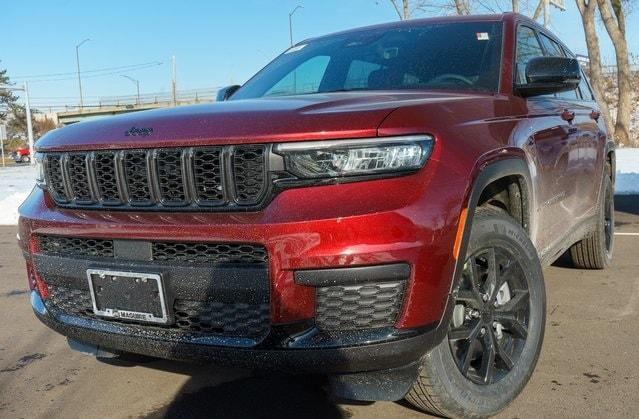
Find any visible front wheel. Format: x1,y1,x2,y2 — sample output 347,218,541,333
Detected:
406,208,546,418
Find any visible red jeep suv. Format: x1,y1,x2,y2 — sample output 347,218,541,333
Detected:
19,13,614,417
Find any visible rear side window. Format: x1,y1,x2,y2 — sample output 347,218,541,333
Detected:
578,69,595,101
539,33,564,57
516,26,544,85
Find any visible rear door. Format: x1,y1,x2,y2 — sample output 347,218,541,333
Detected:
573,65,606,217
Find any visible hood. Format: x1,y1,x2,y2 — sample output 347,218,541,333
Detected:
37,91,489,151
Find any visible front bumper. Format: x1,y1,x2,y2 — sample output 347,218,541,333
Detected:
20,159,466,373
32,291,444,374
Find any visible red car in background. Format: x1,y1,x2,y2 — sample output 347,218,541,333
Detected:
18,13,614,417
11,147,30,163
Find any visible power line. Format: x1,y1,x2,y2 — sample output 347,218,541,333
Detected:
20,63,165,84
17,64,165,84
12,61,167,80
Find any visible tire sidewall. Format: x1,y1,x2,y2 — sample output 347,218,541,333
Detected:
424,211,546,417
599,175,614,265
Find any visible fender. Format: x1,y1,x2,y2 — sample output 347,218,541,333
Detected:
452,156,534,292
428,157,534,347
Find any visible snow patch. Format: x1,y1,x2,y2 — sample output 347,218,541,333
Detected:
615,148,639,195
0,165,36,225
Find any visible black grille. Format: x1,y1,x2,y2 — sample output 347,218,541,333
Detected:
68,154,93,202
47,285,94,317
193,147,224,204
94,152,121,204
233,146,267,204
174,300,269,336
43,145,269,210
315,281,406,331
156,149,187,205
44,154,67,201
152,242,268,264
38,235,114,258
123,150,153,205
36,235,267,265
46,285,269,338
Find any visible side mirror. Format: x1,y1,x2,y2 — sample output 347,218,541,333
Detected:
216,85,241,101
516,57,581,98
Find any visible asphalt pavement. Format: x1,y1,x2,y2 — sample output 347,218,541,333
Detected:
1,196,638,418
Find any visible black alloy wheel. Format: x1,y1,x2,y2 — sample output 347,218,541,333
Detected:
448,247,530,385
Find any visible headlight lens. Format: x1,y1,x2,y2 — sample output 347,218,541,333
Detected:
34,153,46,187
274,135,433,179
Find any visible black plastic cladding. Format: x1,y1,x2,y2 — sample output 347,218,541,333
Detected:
42,145,269,211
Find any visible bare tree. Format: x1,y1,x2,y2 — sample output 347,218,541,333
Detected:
596,0,633,146
454,0,471,14
388,0,411,19
575,0,615,137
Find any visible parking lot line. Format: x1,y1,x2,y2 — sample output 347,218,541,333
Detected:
615,232,639,236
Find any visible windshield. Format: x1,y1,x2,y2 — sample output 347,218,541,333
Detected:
232,21,503,100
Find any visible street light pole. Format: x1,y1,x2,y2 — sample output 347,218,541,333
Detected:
288,5,303,46
121,75,141,105
75,38,91,109
24,82,34,162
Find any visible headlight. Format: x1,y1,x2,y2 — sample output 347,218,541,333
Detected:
274,135,433,179
34,153,46,187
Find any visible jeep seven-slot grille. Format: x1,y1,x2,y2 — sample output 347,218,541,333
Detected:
42,145,268,210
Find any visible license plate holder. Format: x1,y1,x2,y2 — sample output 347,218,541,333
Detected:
87,269,168,324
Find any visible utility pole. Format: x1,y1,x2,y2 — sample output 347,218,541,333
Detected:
121,75,140,105
75,38,91,109
288,5,303,46
0,83,35,165
533,0,565,28
171,55,177,106
24,82,34,162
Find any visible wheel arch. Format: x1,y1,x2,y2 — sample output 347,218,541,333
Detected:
430,157,536,346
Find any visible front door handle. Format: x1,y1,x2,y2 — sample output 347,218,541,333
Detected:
590,110,601,121
561,109,575,122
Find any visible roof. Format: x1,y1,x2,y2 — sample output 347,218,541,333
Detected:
303,13,521,44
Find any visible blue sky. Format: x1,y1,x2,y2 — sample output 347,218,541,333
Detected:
2,0,637,110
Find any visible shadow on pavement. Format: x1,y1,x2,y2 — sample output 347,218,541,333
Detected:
143,369,347,419
101,355,348,418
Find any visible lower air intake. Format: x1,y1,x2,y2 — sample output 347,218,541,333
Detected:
315,281,406,331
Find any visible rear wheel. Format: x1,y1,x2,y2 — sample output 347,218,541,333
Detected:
406,208,545,418
569,168,614,269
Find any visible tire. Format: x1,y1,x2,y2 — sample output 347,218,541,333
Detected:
406,207,546,418
569,168,614,269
